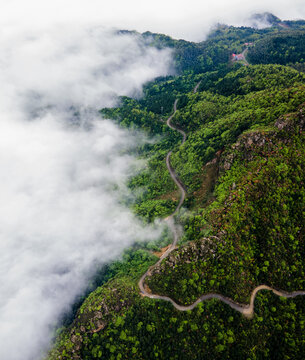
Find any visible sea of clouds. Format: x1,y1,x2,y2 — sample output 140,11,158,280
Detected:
0,25,172,360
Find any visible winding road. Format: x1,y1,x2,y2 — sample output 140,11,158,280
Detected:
193,80,202,94
241,48,249,66
138,87,305,318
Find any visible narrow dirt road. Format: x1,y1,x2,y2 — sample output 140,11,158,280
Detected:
138,99,186,294
241,48,249,66
138,94,305,317
193,80,201,94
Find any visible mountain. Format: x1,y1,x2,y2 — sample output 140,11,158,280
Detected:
47,16,305,360
248,12,281,28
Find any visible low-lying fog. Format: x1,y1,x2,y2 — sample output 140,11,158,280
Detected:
0,25,172,360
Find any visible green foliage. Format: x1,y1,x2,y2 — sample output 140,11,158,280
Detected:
247,31,305,65
214,64,305,96
48,278,305,360
142,31,231,74
148,114,305,305
169,66,305,193
100,96,166,134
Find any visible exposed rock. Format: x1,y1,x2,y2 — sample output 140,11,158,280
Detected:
92,320,106,333
275,117,288,130
94,311,103,319
219,129,274,174
148,237,220,277
206,157,218,166
80,326,85,333
222,153,235,171
71,334,82,345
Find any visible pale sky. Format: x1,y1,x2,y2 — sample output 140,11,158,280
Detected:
2,0,305,40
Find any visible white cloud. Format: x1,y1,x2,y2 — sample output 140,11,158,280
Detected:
1,0,305,40
0,26,172,360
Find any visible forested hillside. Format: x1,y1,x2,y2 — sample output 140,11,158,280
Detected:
247,31,305,65
47,16,305,360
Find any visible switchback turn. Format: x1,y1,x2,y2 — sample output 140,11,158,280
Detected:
138,95,305,318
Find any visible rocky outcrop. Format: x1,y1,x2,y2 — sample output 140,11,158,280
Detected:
219,106,305,174
149,236,222,277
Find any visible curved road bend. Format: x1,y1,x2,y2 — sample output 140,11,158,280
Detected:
139,93,305,318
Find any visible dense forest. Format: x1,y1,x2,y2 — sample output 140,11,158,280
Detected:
247,31,305,65
47,15,305,360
